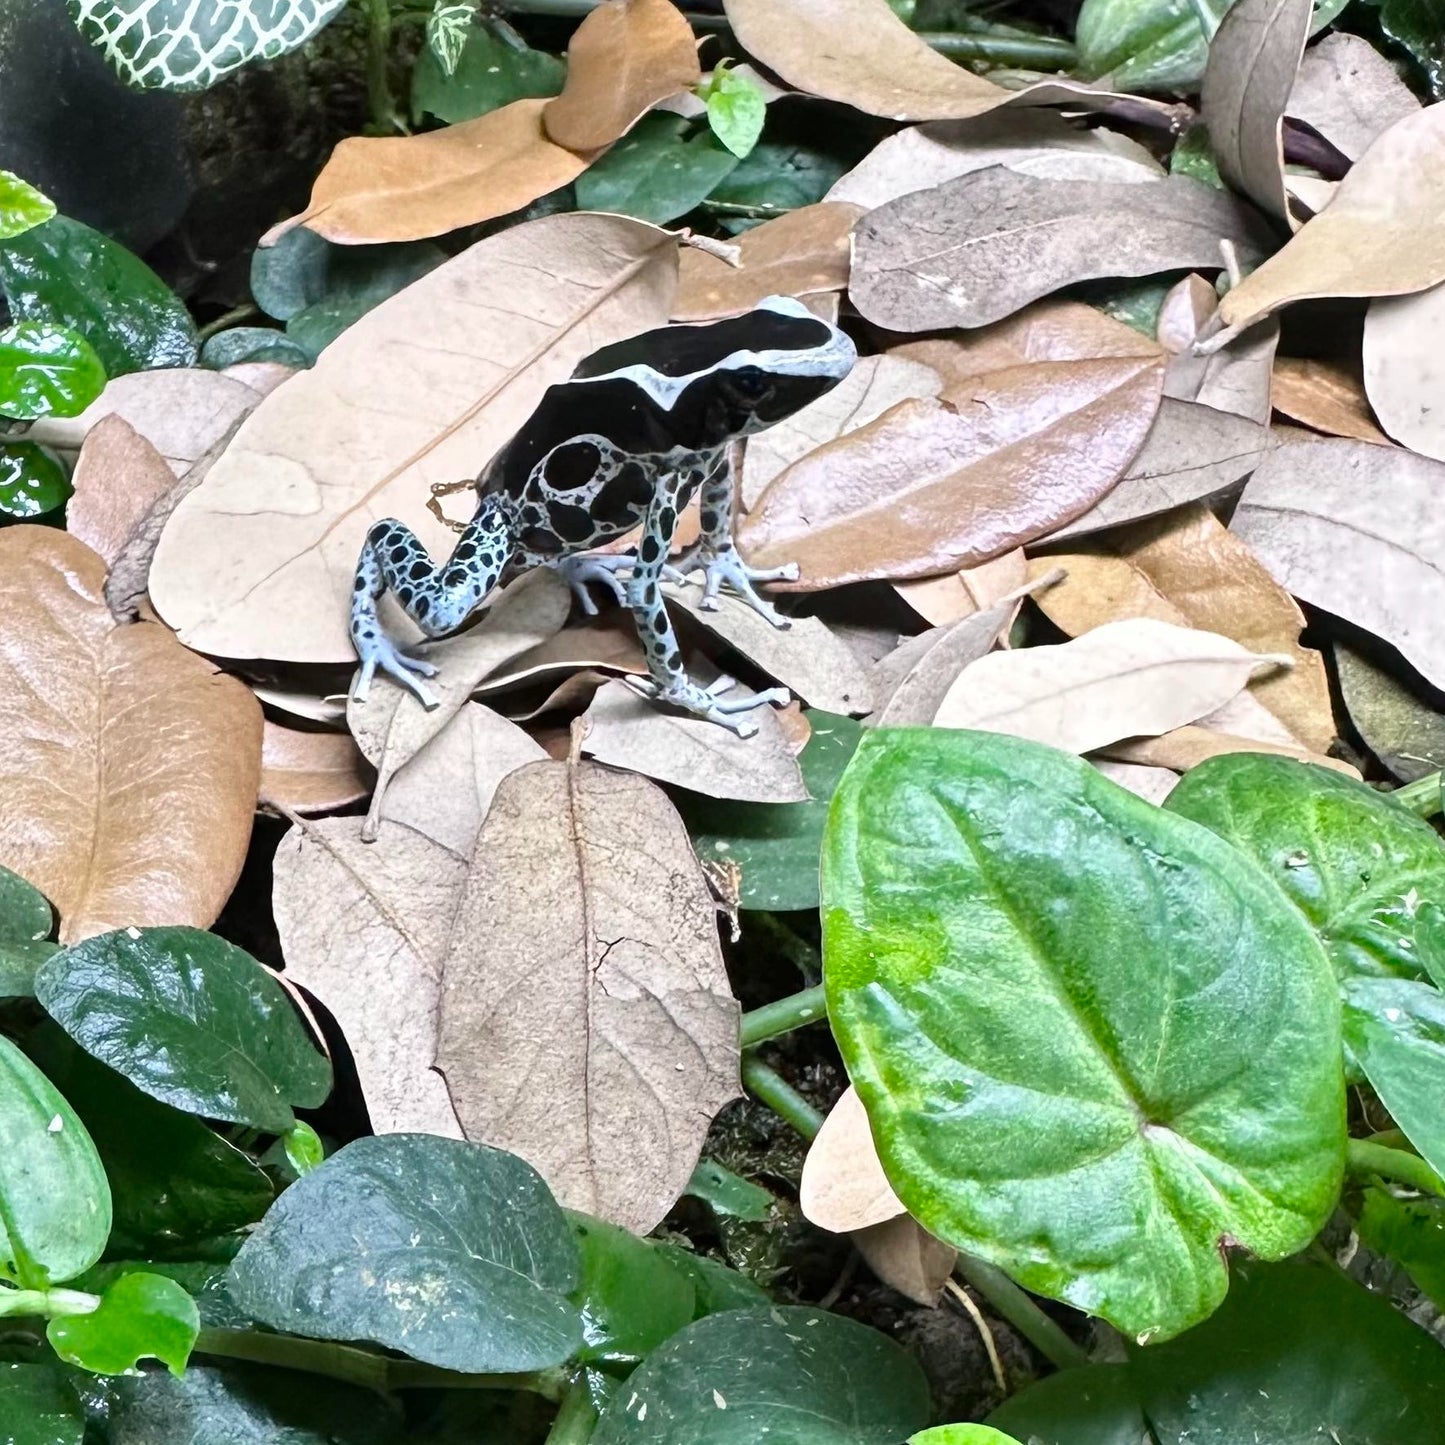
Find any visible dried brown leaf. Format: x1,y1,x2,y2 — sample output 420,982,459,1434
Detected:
477,613,650,696
1164,319,1279,425
853,1218,956,1307
261,722,372,814
1274,355,1390,444
1091,759,1179,804
894,550,1027,628
869,603,1015,726
222,362,297,397
1156,275,1219,354
1334,643,1445,782
1288,34,1420,162
67,415,176,567
1100,727,1358,776
1362,285,1445,457
800,1086,905,1233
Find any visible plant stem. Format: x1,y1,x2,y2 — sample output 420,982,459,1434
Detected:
749,912,823,984
741,1053,825,1139
1392,771,1442,819
198,303,260,343
0,1287,99,1320
545,1379,598,1444
359,0,400,133
951,1255,1090,1371
1346,1139,1445,1198
916,31,1078,68
741,985,828,1048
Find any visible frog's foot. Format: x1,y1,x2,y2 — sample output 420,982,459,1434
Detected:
674,544,798,628
351,629,440,710
554,552,685,615
626,673,789,738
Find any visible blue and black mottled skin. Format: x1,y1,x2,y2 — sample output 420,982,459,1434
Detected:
350,296,857,734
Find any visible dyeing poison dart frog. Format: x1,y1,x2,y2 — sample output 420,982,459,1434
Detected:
349,295,856,734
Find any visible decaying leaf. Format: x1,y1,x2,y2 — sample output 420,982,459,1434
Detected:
1273,356,1389,443
739,356,1164,588
436,759,740,1232
543,0,701,153
476,613,650,697
0,529,262,943
150,213,677,663
1156,276,1279,425
1288,33,1420,162
1334,643,1445,782
260,722,372,814
1092,758,1179,804
869,603,1016,726
800,1086,906,1233
1099,726,1358,776
1157,274,1219,354
849,171,1274,331
66,415,176,566
673,204,863,322
273,817,465,1137
894,550,1027,628
1362,284,1445,458
1232,436,1445,690
934,617,1288,754
853,1218,956,1308
580,679,806,802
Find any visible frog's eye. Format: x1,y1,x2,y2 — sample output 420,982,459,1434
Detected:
727,368,773,403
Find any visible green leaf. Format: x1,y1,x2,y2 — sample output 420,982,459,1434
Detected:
0,941,58,999
0,324,106,421
686,712,864,911
411,21,565,125
1165,754,1445,984
1416,901,1445,989
252,228,446,326
591,1306,931,1444
0,862,53,944
702,64,767,160
1334,643,1445,783
228,1134,583,1373
570,1214,696,1365
199,328,311,370
823,729,1345,1342
0,1361,84,1445
654,1245,772,1315
0,216,198,376
576,114,742,227
0,443,73,518
684,1159,774,1221
27,1023,273,1258
283,1120,324,1177
1130,1261,1445,1442
706,139,846,213
1170,125,1224,189
0,1034,111,1288
65,0,349,92
47,1271,199,1376
1071,277,1176,337
912,1429,1023,1445
34,926,331,1134
427,3,477,77
986,1364,1150,1445
0,172,57,242
1375,0,1445,100
1358,1184,1445,1311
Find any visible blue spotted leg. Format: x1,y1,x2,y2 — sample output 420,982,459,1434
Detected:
350,494,517,709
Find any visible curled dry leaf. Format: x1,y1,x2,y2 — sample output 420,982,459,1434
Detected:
934,617,1288,755
1273,355,1390,444
869,602,1016,726
849,172,1274,331
1231,436,1445,691
261,722,372,815
1201,0,1312,227
1099,726,1358,777
150,212,677,663
800,1086,906,1233
1362,285,1445,458
673,203,863,322
738,355,1164,589
1157,275,1218,354
1334,644,1445,783
0,529,262,943
580,679,806,803
436,759,740,1233
273,817,465,1138
476,612,650,696
853,1218,956,1308
1155,271,1278,424
543,0,701,152
66,415,176,567
894,550,1027,629
1288,34,1420,162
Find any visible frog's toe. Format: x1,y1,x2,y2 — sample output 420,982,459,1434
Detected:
553,553,632,614
352,634,440,710
626,673,788,735
676,547,795,628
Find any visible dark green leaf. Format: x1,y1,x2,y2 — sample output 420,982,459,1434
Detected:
1130,1261,1445,1443
686,712,863,911
0,941,57,999
0,323,106,420
1170,126,1224,189
199,328,311,371
0,1361,84,1445
654,1245,772,1315
703,65,767,160
0,173,56,242
824,730,1345,1341
1075,0,1225,93
0,1034,110,1288
1335,643,1445,783
0,216,198,375
1376,0,1445,99
411,22,565,124
576,115,741,226
571,1214,696,1366
591,1306,932,1444
986,1365,1151,1445
228,1135,582,1373
0,862,53,944
34,927,331,1133
1070,277,1176,337
0,443,72,517
1357,1184,1445,1311
252,228,445,325
47,1271,199,1377
684,1159,774,1221
1416,902,1445,989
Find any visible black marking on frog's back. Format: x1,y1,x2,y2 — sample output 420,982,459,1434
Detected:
572,308,835,381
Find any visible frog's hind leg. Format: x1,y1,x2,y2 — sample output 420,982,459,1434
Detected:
351,494,515,709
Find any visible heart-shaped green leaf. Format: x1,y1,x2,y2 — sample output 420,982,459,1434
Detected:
0,1361,84,1445
576,114,741,226
823,729,1345,1341
1357,1185,1445,1311
653,1245,770,1315
35,927,331,1133
411,21,564,125
571,1214,696,1366
47,1271,199,1376
0,323,106,420
0,173,56,242
0,443,72,518
228,1135,583,1373
703,63,767,160
986,1364,1149,1445
912,1428,1023,1445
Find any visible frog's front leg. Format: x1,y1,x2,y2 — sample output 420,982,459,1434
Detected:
351,494,516,709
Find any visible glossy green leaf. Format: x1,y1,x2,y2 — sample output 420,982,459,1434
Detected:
411,21,565,124
1416,902,1445,990
0,941,57,999
703,63,767,160
1358,1184,1445,1311
0,216,198,375
824,729,1345,1342
199,328,311,370
27,1023,273,1257
0,443,72,518
1335,644,1445,784
986,1365,1151,1445
654,1245,771,1315
0,323,106,421
34,927,331,1133
0,172,57,242
912,1428,1023,1445
685,1159,773,1221
576,114,741,226
1375,0,1445,99
1170,125,1224,189
571,1214,696,1365
591,1306,931,1444
65,0,349,92
0,862,53,944
687,712,863,911
252,227,446,326
0,1361,84,1445
0,1034,110,1287
229,1135,582,1373
1166,754,1445,984
1130,1261,1445,1443
283,1120,324,1177
47,1271,199,1376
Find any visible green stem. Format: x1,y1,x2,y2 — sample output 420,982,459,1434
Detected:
749,912,824,984
0,1287,99,1320
198,303,260,343
545,1379,598,1444
741,985,828,1048
359,0,400,133
1392,771,1442,819
741,1053,825,1139
916,31,1078,68
951,1255,1090,1371
1346,1139,1445,1198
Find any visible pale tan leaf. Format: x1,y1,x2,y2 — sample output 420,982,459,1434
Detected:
894,551,1027,628
436,759,740,1232
800,1086,905,1233
870,603,1015,726
150,212,677,662
1288,33,1420,162
273,816,465,1137
543,0,701,152
580,679,806,802
1156,275,1219,354
476,613,650,695
1029,553,1186,633
0,529,262,943
853,1217,956,1307
253,686,348,726
222,362,297,397
1090,758,1179,804
1362,284,1445,458
1100,728,1359,777
261,722,371,814
1273,355,1391,444
738,357,1164,589
934,617,1288,754
66,415,176,567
